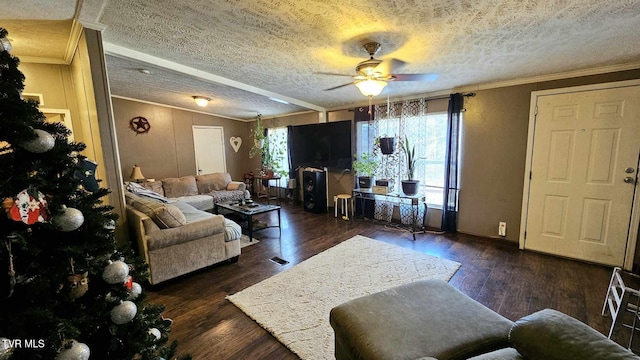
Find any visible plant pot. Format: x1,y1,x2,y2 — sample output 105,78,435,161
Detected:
358,176,374,189
379,137,395,155
401,180,420,196
375,179,389,187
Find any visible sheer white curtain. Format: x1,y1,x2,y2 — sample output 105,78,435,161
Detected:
267,126,289,186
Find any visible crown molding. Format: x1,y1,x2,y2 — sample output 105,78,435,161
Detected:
63,19,84,64
110,95,248,122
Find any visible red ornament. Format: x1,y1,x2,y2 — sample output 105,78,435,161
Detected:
124,276,133,290
5,189,50,225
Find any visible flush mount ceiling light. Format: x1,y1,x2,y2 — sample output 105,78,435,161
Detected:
355,79,387,97
193,96,211,107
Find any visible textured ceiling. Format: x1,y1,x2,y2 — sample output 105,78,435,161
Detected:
2,0,640,120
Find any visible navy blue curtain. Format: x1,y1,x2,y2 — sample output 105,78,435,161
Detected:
441,93,463,232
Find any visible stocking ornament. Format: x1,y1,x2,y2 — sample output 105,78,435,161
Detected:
4,189,50,225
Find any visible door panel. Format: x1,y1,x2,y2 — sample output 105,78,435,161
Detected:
525,85,640,266
192,126,226,175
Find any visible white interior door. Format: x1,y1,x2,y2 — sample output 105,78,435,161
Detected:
193,126,226,175
522,83,640,267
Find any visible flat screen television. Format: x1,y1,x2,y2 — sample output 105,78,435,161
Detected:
289,120,352,171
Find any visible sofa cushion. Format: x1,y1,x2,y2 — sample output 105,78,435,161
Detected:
196,173,231,193
133,197,186,228
224,218,242,242
330,279,513,360
162,176,198,198
467,348,522,360
172,201,215,223
175,194,214,211
510,309,639,360
140,180,165,196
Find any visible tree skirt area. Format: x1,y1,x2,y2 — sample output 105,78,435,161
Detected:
226,235,461,360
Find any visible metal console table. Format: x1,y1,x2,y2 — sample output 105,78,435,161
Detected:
352,189,427,240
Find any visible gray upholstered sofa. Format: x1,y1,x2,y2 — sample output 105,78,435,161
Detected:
330,279,639,360
124,191,242,285
140,173,249,211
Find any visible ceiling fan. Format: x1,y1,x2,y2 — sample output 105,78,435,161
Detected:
321,42,438,96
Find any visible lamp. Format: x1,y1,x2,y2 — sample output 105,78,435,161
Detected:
130,165,145,183
355,79,387,97
193,96,210,107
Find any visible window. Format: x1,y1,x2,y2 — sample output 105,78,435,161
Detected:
266,126,289,186
356,110,449,207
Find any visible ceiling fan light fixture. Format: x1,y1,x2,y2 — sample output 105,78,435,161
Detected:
355,79,387,97
193,96,211,107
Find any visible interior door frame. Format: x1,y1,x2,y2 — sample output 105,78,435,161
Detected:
519,79,640,270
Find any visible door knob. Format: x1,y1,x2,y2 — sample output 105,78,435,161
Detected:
625,167,636,174
624,177,636,184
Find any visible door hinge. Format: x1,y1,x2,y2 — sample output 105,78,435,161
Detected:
529,171,532,180
534,105,538,116
524,231,527,239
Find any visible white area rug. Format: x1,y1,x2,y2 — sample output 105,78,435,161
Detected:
226,235,461,360
240,235,259,248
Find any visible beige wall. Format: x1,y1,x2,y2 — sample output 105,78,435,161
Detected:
113,98,250,181
20,36,111,191
262,111,357,205
459,69,640,242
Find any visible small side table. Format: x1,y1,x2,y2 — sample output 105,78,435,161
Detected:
255,175,281,205
334,194,354,220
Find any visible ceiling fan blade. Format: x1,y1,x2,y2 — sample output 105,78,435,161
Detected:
324,82,353,91
314,71,353,77
391,73,439,81
375,58,407,76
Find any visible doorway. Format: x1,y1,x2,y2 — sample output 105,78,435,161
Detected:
520,80,640,269
192,126,226,175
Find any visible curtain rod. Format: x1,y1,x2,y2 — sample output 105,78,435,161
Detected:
348,92,475,111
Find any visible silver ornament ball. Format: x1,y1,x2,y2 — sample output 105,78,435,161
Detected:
128,281,142,300
148,327,161,341
52,207,84,232
22,129,55,153
111,300,137,324
0,337,14,360
102,260,129,284
55,340,90,360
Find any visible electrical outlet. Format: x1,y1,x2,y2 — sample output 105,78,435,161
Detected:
498,222,507,237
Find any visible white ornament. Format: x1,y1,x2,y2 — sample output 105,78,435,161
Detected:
21,129,55,153
111,300,137,324
128,282,142,300
0,337,14,359
230,136,242,153
52,206,84,232
102,260,129,284
56,340,90,360
104,219,116,230
148,328,161,341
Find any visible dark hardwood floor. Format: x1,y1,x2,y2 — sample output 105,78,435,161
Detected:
145,201,616,359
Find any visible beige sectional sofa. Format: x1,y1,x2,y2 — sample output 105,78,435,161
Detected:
124,190,242,285
140,173,249,211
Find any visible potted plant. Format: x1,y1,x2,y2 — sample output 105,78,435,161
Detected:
401,137,420,196
353,152,378,189
249,113,266,159
372,136,400,189
378,136,396,155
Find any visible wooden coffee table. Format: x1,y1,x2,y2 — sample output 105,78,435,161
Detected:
214,201,281,241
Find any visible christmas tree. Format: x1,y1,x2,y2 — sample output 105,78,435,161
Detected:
0,28,190,360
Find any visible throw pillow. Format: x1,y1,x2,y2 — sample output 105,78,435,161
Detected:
195,173,231,192
133,198,186,228
162,176,198,198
